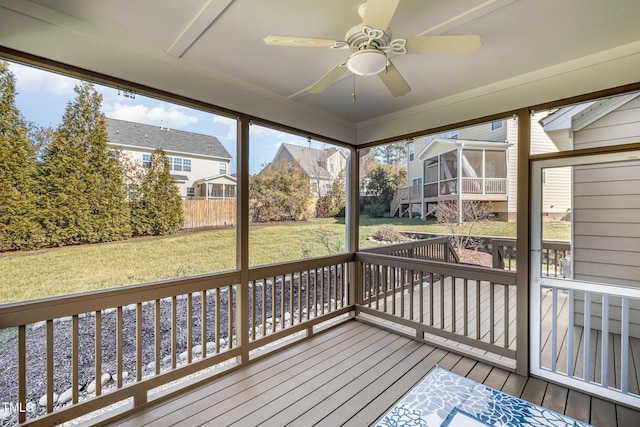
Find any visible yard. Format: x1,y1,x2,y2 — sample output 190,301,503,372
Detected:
0,217,570,305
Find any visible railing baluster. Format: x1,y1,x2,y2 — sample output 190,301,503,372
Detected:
290,273,295,326
399,268,404,317
551,287,558,372
451,276,457,333
95,311,103,395
187,293,193,363
201,293,207,358
297,271,302,323
429,272,434,326
18,325,26,424
136,302,142,381
171,296,177,370
228,285,234,349
490,282,495,344
463,278,468,337
476,280,481,340
116,306,123,387
215,288,221,353
583,292,591,382
568,289,575,377
72,315,79,404
419,269,424,324
250,281,256,341
601,294,609,388
409,268,414,321
154,300,160,375
439,274,445,329
504,285,510,349
272,277,277,332
46,319,54,412
621,297,629,394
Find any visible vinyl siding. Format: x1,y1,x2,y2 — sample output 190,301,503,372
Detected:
572,161,640,288
574,95,640,149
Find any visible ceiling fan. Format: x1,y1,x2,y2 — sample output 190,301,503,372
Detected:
264,0,482,97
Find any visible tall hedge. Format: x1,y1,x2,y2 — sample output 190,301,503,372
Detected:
39,82,131,246
249,160,310,222
0,61,44,250
131,147,183,235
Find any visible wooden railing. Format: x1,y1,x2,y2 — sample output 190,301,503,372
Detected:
492,238,570,276
362,236,459,264
0,239,525,425
355,252,517,366
0,254,352,426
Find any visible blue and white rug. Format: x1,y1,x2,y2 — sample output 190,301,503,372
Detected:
376,366,591,427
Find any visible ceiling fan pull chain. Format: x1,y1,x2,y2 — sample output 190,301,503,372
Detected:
352,75,357,102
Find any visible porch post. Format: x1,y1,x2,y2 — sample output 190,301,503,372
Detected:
516,109,531,376
347,146,360,308
236,115,250,364
457,147,463,224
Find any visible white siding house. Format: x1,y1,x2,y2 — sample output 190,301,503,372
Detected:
396,116,571,221
106,118,234,198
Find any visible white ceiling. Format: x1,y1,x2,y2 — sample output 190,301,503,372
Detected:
1,0,640,145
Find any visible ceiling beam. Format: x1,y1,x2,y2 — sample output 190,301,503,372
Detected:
166,0,234,58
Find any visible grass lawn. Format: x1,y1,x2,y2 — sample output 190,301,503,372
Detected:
0,217,570,305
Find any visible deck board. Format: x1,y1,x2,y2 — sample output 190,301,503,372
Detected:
102,319,640,427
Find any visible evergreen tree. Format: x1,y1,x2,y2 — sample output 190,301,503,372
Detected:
40,81,130,245
131,147,183,235
0,61,44,250
249,160,310,222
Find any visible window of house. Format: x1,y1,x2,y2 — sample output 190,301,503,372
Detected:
412,178,422,186
219,162,227,175
142,153,152,168
409,144,415,161
186,187,195,197
183,159,191,172
172,157,183,171
491,121,504,131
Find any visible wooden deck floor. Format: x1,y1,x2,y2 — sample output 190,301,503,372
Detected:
96,319,639,427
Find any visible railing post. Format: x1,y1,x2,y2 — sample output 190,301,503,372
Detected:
236,115,250,365
492,244,504,270
516,108,530,376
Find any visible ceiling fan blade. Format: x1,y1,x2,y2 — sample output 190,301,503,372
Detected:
403,35,482,54
308,63,348,93
362,0,401,30
378,60,410,97
264,35,340,48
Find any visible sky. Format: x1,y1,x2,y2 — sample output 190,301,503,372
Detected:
7,60,327,175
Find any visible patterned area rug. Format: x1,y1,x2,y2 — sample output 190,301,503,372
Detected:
376,366,592,426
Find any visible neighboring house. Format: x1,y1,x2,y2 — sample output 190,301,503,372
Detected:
106,118,235,199
541,92,640,288
268,143,348,197
541,92,640,337
395,115,571,221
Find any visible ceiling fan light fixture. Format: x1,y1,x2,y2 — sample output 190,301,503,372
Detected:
347,49,387,76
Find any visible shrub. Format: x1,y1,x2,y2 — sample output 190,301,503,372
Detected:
372,224,402,243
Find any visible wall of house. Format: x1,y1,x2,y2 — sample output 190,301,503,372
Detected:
570,98,640,336
118,147,228,197
573,95,640,149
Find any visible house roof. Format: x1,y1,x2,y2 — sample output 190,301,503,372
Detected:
417,138,510,160
273,143,346,180
540,93,640,149
106,118,231,160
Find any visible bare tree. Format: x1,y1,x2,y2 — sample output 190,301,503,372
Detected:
436,201,494,251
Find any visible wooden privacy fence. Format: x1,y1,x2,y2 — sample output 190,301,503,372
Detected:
182,198,236,229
